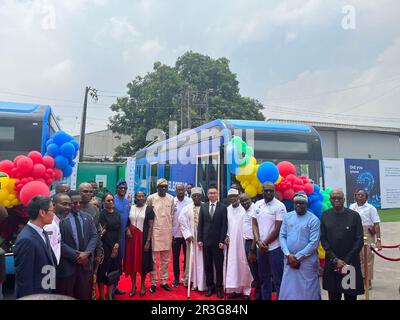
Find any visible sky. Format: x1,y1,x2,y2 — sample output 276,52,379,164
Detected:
1,0,400,135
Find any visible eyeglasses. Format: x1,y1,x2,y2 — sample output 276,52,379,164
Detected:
331,197,343,200
263,189,275,193
158,185,168,189
81,190,93,193
106,199,114,202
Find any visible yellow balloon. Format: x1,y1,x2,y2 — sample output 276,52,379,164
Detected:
245,184,257,198
0,189,8,203
242,181,249,189
236,174,245,182
7,194,16,201
6,178,16,191
318,242,325,259
11,198,20,206
238,163,255,176
274,175,282,184
0,172,10,189
3,199,11,208
249,156,257,166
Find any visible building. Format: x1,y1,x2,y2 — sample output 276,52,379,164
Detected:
267,119,400,160
74,129,130,162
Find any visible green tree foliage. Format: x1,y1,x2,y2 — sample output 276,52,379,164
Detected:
109,51,265,158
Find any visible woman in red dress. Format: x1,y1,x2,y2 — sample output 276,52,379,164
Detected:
123,191,154,297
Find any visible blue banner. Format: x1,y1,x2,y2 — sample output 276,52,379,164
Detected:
344,159,381,208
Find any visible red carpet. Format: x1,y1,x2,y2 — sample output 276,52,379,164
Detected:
109,252,276,301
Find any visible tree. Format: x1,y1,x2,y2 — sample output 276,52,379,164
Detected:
109,51,265,158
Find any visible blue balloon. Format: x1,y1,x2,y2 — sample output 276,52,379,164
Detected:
53,131,70,146
60,142,75,158
46,138,54,146
62,165,73,178
310,201,323,219
70,139,80,152
257,161,279,184
47,143,60,157
313,184,320,194
70,160,76,167
54,155,69,169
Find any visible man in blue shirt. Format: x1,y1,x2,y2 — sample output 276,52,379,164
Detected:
113,179,130,295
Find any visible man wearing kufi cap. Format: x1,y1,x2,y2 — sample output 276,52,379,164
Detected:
224,189,253,300
179,187,206,290
146,178,175,293
279,191,321,300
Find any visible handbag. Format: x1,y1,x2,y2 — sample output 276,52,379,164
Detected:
105,269,121,285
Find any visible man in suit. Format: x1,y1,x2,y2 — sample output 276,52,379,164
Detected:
56,191,98,300
14,196,56,299
197,186,227,299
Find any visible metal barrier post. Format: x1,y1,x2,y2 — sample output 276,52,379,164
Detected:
363,236,369,300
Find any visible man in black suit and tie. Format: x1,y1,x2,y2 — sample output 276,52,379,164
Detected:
197,186,227,299
56,191,98,300
14,196,56,299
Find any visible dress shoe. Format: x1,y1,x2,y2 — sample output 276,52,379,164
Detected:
172,279,179,288
114,288,126,295
228,292,240,299
129,288,136,297
149,285,156,293
216,288,224,299
160,283,172,291
139,288,146,296
205,288,215,297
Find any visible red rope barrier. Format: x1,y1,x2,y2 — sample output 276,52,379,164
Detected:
369,245,400,262
381,244,400,249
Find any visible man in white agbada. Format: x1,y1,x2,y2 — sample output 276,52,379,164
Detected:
179,187,206,291
224,189,253,300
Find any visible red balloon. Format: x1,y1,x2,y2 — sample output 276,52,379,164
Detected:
304,183,314,195
45,179,53,186
42,156,55,169
32,164,46,179
28,151,43,164
13,155,25,166
54,169,63,181
293,184,305,192
36,178,46,184
21,178,29,185
27,177,34,182
0,160,14,176
277,161,297,178
19,181,50,206
286,174,297,182
283,188,295,200
16,156,33,175
295,178,304,185
15,183,23,192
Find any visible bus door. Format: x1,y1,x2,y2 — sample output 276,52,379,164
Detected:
149,162,158,194
196,152,220,200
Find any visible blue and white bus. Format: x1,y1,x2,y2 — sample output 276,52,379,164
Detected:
0,101,61,161
133,119,324,199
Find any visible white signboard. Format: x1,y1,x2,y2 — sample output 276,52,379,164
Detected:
379,160,400,209
126,157,136,199
95,174,107,189
324,157,347,199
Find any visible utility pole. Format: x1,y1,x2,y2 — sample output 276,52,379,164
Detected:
79,86,98,162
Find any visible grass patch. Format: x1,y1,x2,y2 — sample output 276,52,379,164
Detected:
378,208,400,222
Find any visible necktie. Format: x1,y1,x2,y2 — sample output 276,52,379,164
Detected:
210,203,215,219
73,213,85,251
43,230,55,266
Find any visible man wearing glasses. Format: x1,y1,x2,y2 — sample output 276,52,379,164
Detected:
146,178,175,293
252,182,286,300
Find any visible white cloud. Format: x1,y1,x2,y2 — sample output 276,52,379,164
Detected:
285,32,297,44
43,60,73,79
139,40,163,55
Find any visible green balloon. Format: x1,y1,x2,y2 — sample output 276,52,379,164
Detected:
245,146,254,157
239,155,250,167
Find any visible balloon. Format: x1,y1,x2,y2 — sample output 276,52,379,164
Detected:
304,183,314,195
0,189,7,202
275,175,282,184
318,243,325,259
238,154,250,167
310,201,323,219
245,184,257,198
60,142,75,158
237,163,255,176
54,169,63,181
62,165,73,177
47,143,60,157
0,160,14,176
282,188,295,200
13,155,25,166
42,156,55,169
245,146,254,157
293,184,305,192
46,179,53,186
16,156,33,175
53,131,71,146
54,155,69,169
0,172,10,188
313,184,320,194
28,151,43,164
275,190,283,201
249,156,257,166
257,162,279,184
70,139,80,152
19,181,50,206
46,138,54,146
277,161,297,178
30,164,46,180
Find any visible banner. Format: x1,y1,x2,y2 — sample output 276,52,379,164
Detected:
344,159,381,208
379,160,400,209
324,157,346,193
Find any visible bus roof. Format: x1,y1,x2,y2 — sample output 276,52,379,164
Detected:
223,119,312,133
0,101,42,113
